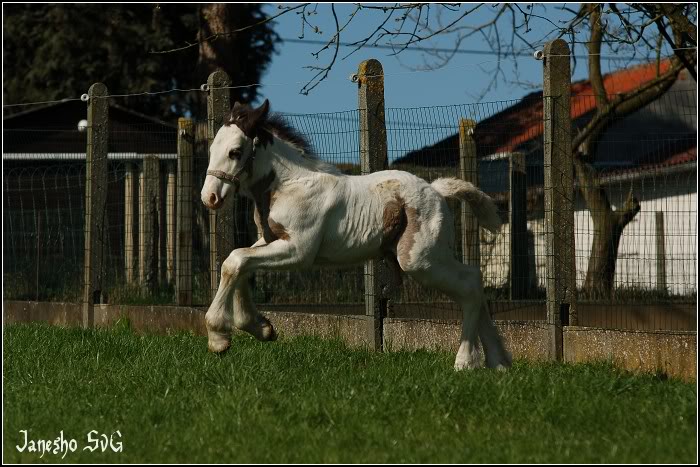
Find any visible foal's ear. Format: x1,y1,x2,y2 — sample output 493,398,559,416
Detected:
249,99,270,127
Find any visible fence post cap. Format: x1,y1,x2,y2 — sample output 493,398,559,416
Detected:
87,83,108,97
459,119,476,138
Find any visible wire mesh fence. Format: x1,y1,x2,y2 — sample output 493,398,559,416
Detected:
571,88,697,331
3,158,85,302
3,85,696,332
88,123,180,305
249,111,365,314
386,98,547,321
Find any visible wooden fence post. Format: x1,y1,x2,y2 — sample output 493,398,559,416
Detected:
207,70,233,301
139,155,160,295
543,39,577,359
83,82,109,328
176,118,194,306
35,212,42,301
165,161,177,284
124,162,136,283
459,119,481,268
358,58,388,351
509,152,529,299
655,211,667,293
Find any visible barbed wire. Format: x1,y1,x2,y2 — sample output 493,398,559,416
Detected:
3,48,695,110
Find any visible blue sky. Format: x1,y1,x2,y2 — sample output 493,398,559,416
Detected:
257,3,654,114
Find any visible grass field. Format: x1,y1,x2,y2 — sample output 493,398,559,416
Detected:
3,323,697,463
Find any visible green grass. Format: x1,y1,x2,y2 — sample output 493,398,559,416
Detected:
3,323,697,464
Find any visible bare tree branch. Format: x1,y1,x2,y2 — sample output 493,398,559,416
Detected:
299,4,341,96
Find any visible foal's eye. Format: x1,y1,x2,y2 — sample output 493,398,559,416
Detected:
228,149,241,160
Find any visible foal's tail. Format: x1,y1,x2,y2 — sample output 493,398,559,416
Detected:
431,178,502,233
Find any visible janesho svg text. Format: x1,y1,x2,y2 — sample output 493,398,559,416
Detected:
16,430,123,458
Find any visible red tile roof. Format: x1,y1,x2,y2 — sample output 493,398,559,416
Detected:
492,60,675,155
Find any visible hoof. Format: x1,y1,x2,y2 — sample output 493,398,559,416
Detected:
207,330,231,354
454,358,483,372
238,316,278,342
208,339,231,354
259,321,277,342
486,350,512,370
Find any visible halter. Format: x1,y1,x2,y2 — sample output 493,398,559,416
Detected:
206,136,260,185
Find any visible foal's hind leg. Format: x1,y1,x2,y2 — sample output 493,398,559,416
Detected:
400,256,485,370
478,302,512,370
401,254,511,370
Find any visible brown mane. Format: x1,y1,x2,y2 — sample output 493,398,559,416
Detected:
226,104,315,156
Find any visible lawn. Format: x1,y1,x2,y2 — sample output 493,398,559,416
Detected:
3,323,697,463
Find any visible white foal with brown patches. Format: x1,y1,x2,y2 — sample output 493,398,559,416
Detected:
201,99,512,371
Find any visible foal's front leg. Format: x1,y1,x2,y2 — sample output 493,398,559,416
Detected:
232,275,277,342
206,239,310,353
205,265,238,353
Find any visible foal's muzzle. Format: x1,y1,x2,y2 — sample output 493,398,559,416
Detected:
207,192,223,209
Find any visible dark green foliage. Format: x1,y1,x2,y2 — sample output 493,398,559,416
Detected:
3,4,279,120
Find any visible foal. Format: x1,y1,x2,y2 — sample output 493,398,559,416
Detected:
201,99,512,370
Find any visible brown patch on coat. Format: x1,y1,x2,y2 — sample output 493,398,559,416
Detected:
269,191,279,210
397,206,421,267
381,197,407,249
376,179,402,194
268,218,290,241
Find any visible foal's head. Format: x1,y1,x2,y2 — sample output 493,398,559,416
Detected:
201,99,270,210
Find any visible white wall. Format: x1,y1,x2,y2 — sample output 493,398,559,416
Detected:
481,190,697,297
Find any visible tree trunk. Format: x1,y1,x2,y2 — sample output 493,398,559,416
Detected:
573,4,681,299
574,158,641,299
583,204,635,299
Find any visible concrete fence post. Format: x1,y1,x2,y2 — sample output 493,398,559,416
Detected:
83,83,109,328
655,211,667,293
124,162,136,284
458,119,481,268
207,70,233,301
509,152,529,299
176,118,194,306
139,155,160,295
543,39,577,359
358,58,388,351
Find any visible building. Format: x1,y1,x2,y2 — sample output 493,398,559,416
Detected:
3,101,179,300
394,62,697,296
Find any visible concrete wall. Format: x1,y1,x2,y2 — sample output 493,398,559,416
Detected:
3,300,695,380
384,318,551,362
564,326,696,381
2,300,374,348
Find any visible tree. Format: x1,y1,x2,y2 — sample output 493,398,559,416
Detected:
164,2,694,299
3,3,279,120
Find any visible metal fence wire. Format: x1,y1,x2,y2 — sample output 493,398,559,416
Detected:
386,99,547,321
3,155,85,302
3,89,696,332
252,111,365,314
571,89,696,331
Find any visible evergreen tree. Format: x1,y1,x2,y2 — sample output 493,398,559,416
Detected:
3,4,279,120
